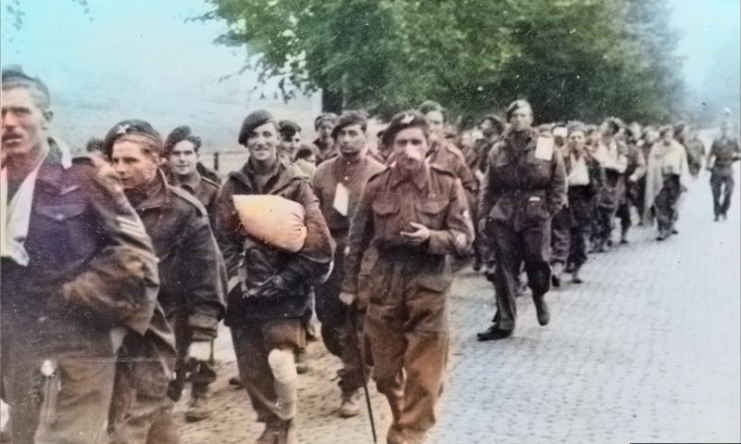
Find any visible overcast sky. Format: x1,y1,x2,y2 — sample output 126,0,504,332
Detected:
1,0,739,97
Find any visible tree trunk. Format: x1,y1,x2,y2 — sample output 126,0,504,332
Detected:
322,88,343,114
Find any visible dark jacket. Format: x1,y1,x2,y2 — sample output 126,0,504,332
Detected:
166,170,221,227
215,158,335,323
1,142,160,348
125,171,226,341
563,152,605,200
479,128,567,232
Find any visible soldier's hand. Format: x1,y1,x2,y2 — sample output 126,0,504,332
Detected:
339,292,357,306
188,341,212,361
400,222,431,245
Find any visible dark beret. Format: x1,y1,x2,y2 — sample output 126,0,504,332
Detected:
506,100,532,121
164,125,201,154
382,110,429,148
314,112,339,130
331,110,368,139
278,120,302,141
418,100,444,115
238,110,275,145
102,119,163,158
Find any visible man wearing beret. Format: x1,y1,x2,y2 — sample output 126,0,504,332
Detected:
1,67,160,444
214,110,334,444
311,110,386,418
164,125,221,228
477,100,567,341
102,119,226,444
162,125,223,421
313,112,339,165
341,111,473,444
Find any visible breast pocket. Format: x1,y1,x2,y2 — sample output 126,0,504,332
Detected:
414,199,448,230
35,202,96,261
372,198,400,244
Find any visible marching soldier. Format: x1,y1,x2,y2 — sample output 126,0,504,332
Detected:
163,125,224,421
706,121,740,221
341,111,473,444
312,111,386,417
477,100,567,341
103,120,226,444
214,110,334,444
1,66,159,444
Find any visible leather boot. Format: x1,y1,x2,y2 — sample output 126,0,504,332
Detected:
550,262,564,288
571,265,583,284
338,390,361,418
185,383,213,422
620,227,629,244
532,293,550,326
256,419,296,444
476,325,513,341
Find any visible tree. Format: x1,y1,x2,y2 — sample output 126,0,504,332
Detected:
201,0,686,124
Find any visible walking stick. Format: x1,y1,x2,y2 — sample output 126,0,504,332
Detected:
351,308,377,443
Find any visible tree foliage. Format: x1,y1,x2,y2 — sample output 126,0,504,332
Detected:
201,0,685,124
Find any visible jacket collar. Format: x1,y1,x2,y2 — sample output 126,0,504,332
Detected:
230,157,307,194
35,139,69,193
125,169,169,210
388,162,430,191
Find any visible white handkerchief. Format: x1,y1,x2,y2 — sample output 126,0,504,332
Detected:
333,182,350,216
534,137,554,161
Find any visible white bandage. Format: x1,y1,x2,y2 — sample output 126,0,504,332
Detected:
268,349,297,419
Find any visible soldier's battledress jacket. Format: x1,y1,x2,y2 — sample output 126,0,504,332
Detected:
166,170,221,226
479,128,567,232
341,163,473,296
125,170,226,343
215,159,334,323
1,144,160,343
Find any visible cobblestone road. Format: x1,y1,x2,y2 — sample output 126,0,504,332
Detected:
175,169,740,444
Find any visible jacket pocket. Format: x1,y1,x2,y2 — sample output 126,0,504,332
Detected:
414,199,447,230
372,199,400,245
36,202,86,222
524,198,549,222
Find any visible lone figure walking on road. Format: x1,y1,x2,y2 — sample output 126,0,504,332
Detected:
706,121,740,221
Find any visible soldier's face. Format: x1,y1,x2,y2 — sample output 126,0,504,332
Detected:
168,140,198,177
246,122,279,164
393,127,428,174
336,124,366,157
509,106,533,132
110,140,160,190
424,110,445,142
279,133,301,161
568,131,586,152
318,121,334,142
1,87,52,162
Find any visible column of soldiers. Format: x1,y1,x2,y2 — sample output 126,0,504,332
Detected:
1,65,739,444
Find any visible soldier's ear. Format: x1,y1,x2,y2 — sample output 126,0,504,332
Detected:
41,109,54,129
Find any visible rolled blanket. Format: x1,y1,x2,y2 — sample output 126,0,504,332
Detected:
233,194,307,252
